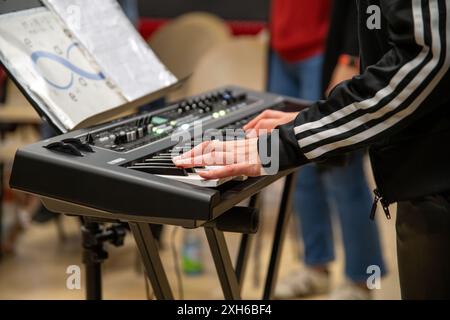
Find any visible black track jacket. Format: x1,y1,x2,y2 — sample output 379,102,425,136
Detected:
272,0,450,204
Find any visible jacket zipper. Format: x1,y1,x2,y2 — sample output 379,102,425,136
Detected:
370,189,391,220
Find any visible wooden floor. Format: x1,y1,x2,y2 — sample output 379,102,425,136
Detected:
0,169,401,300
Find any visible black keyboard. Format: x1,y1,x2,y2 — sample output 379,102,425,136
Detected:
125,116,252,187
10,86,309,225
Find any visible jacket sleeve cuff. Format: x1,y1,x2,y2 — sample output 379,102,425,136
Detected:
257,120,310,173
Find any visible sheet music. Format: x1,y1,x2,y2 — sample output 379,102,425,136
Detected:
44,0,177,101
0,7,126,130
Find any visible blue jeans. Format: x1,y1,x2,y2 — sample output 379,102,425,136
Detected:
268,51,386,281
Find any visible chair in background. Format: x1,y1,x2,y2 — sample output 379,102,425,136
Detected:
148,12,232,100
149,12,231,78
185,34,269,96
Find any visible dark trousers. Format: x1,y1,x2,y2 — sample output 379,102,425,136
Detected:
396,193,450,299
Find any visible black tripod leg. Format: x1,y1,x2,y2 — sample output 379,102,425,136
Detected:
85,259,102,300
81,221,104,300
205,227,241,300
130,222,174,300
263,172,297,300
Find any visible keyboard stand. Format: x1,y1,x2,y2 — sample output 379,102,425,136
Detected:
201,173,297,300
81,219,127,300
129,222,174,299
263,172,297,299
39,171,298,300
129,173,297,300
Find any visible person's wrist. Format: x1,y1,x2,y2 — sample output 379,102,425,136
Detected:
287,112,299,123
248,138,265,176
256,135,272,169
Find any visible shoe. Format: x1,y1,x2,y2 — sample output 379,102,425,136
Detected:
274,267,330,299
328,281,372,300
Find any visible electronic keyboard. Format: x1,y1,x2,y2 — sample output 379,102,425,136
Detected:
10,86,308,226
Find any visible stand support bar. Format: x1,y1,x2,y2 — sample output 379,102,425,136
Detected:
130,222,174,300
263,172,297,299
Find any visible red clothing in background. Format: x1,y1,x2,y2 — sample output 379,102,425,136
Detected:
0,66,7,103
270,0,332,62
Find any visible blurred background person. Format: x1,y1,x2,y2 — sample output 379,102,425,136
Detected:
266,0,386,299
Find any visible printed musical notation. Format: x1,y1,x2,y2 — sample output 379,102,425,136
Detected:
0,7,125,130
31,43,105,90
45,0,177,101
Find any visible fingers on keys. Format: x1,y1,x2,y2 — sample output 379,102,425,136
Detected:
243,109,284,130
173,140,256,168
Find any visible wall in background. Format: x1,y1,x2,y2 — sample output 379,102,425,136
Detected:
138,0,270,21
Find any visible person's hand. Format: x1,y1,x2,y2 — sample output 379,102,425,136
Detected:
243,110,299,137
326,63,359,97
172,139,262,180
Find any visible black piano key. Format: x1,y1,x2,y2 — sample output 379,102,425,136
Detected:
144,158,174,164
143,162,175,168
128,166,188,176
133,162,176,167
